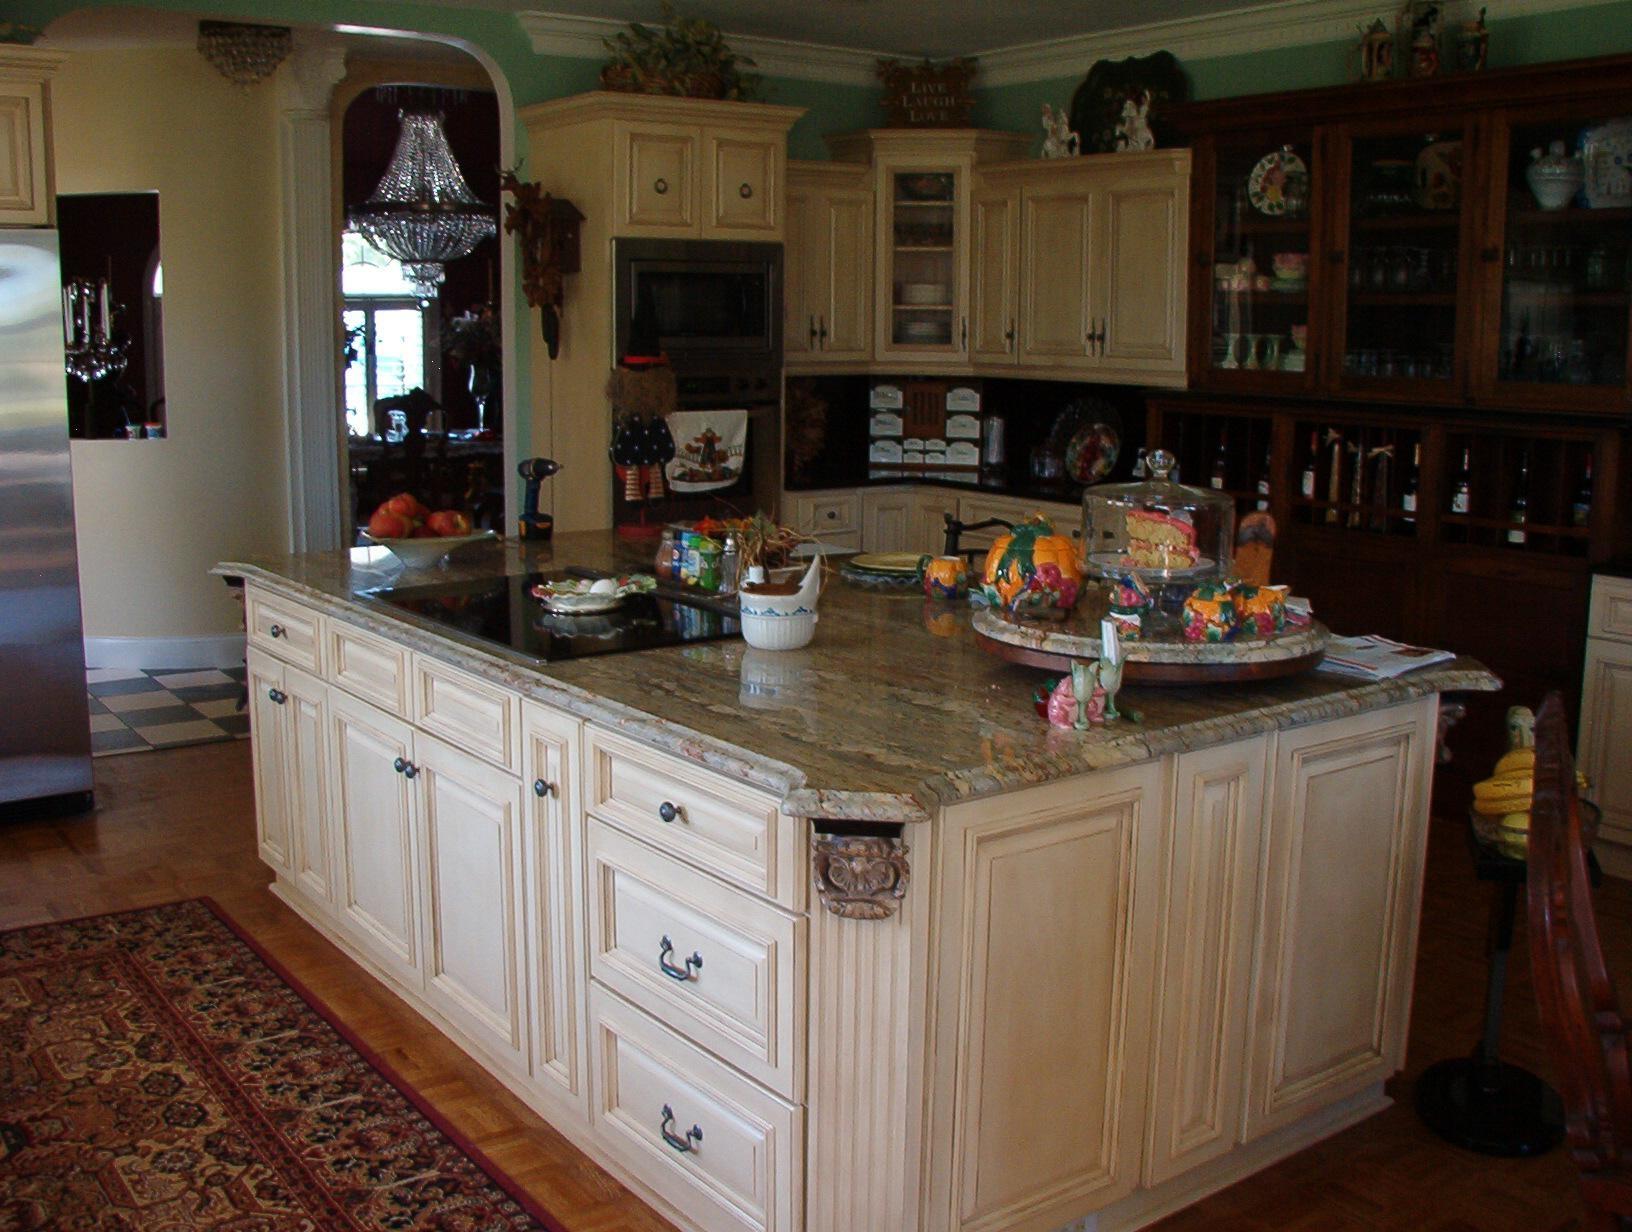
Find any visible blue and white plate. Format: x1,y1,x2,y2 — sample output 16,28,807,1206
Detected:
1577,117,1632,209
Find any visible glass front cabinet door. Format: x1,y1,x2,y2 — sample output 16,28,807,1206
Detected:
1191,129,1322,392
1329,121,1475,402
1474,103,1632,414
875,156,972,363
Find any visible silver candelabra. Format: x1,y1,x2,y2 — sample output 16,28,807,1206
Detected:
62,277,128,383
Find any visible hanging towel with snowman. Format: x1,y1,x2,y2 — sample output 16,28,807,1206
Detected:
664,409,748,493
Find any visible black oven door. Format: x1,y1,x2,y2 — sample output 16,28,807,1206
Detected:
614,239,782,360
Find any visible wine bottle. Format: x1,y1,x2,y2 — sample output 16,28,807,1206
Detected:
1300,430,1318,501
1401,443,1420,523
1210,426,1229,491
1573,454,1595,527
1450,446,1471,515
1256,440,1272,511
1508,448,1529,545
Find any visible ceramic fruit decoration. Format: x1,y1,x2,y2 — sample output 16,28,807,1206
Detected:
917,554,969,600
980,515,1082,615
1181,581,1237,642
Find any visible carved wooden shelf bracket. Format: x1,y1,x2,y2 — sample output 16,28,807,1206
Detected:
811,833,910,920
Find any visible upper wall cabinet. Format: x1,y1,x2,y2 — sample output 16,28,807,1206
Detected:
826,129,1031,371
972,151,1191,383
785,160,873,367
531,93,803,242
0,48,66,227
1170,54,1632,415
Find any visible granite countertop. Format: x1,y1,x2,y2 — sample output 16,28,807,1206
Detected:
218,533,1500,824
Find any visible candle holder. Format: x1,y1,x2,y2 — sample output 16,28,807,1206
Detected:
62,277,128,384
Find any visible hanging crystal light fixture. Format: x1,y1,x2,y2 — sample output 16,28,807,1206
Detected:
197,21,291,87
348,111,497,302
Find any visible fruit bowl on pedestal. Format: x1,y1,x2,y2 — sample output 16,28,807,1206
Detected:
359,530,497,569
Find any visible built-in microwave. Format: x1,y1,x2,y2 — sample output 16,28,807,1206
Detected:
613,238,783,364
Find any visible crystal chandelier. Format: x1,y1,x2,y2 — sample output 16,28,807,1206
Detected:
349,112,497,302
197,21,291,87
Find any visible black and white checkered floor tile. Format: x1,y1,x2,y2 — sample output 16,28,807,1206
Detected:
86,666,250,757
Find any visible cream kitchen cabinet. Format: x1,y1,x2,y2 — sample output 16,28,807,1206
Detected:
861,487,914,552
954,492,1082,550
1242,698,1433,1141
827,129,1030,370
785,162,872,366
787,486,861,550
969,151,1190,383
0,49,63,227
1578,574,1632,878
914,487,962,555
248,648,330,899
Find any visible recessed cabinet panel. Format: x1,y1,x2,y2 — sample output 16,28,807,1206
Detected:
1579,631,1632,857
285,665,334,908
1020,189,1095,364
708,131,778,235
823,190,873,359
1099,178,1185,369
621,123,697,232
247,650,292,878
970,189,1018,362
0,81,48,225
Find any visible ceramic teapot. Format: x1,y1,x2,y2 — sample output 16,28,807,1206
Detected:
739,560,821,651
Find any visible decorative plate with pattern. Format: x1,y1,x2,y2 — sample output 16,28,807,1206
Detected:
1247,146,1309,216
1578,117,1632,209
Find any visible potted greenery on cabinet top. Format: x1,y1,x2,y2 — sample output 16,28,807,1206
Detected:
600,1,762,101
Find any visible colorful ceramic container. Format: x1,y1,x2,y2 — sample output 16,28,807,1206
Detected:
917,554,969,600
979,516,1083,615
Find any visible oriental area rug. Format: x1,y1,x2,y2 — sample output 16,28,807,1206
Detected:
0,898,564,1231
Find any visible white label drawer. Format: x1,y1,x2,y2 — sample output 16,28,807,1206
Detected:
589,821,802,1098
412,655,520,772
589,984,800,1232
328,620,408,716
585,728,796,907
246,587,322,673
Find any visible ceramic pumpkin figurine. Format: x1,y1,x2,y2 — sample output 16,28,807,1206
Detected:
979,516,1082,615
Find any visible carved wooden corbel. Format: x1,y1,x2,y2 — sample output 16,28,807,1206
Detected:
812,834,909,921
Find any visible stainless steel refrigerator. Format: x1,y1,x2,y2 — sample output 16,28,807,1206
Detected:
0,229,93,815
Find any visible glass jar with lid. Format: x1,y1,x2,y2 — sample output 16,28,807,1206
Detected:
1080,449,1235,627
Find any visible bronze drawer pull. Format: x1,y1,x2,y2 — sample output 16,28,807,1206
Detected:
658,934,703,981
533,778,555,798
268,623,285,639
660,1105,703,1153
654,177,669,195
268,688,286,705
739,182,753,199
658,800,682,823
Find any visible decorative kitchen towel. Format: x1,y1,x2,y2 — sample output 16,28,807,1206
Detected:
665,409,747,492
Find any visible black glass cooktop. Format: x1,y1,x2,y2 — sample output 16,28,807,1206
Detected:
374,572,739,663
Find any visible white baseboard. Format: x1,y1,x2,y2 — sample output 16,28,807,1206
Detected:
85,634,247,671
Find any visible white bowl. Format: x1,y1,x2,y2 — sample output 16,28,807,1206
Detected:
899,282,945,305
360,529,496,568
739,611,818,651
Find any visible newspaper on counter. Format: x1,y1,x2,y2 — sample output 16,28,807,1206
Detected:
1317,634,1456,680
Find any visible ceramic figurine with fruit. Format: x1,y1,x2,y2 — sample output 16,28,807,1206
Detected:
917,554,969,600
1181,581,1237,642
1235,583,1289,635
980,515,1082,616
1107,571,1153,640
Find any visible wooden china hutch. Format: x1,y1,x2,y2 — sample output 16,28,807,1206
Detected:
1157,55,1632,774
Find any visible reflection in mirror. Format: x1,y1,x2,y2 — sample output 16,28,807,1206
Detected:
58,192,165,439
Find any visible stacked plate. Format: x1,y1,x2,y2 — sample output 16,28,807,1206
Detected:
840,551,924,589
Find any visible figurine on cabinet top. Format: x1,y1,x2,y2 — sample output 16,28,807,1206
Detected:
1454,7,1489,72
1404,2,1441,78
1115,90,1155,152
1040,104,1080,158
1358,18,1394,82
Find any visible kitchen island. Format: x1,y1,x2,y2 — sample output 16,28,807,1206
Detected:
220,533,1497,1232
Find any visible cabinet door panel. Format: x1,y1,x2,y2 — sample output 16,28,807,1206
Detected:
1579,639,1632,856
822,190,873,360
706,130,778,236
862,490,913,553
330,691,420,983
1020,189,1094,364
0,84,49,224
417,732,528,1074
247,650,292,877
1244,700,1432,1140
1145,738,1267,1186
523,702,588,1116
783,188,814,358
285,665,334,908
930,763,1160,1232
620,123,696,232
970,189,1018,362
1098,178,1186,370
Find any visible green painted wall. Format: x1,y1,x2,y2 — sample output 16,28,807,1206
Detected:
976,0,1632,154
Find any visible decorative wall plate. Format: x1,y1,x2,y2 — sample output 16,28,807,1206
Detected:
1247,146,1309,216
1578,117,1632,208
1068,51,1190,155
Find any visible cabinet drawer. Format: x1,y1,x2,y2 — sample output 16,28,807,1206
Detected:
589,985,801,1232
1591,576,1632,642
588,821,802,1098
792,492,859,535
246,587,322,673
706,130,778,236
585,728,796,907
619,122,697,232
328,619,408,716
412,655,520,772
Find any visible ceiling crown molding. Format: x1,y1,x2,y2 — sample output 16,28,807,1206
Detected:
516,11,885,85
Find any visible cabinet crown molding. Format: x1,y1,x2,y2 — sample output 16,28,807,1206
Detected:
0,47,68,81
519,87,804,132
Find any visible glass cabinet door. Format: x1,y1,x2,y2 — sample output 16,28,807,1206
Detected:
1333,125,1470,399
883,167,962,356
1202,133,1319,388
1479,109,1632,410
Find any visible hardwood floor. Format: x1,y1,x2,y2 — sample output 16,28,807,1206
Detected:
2,740,1623,1231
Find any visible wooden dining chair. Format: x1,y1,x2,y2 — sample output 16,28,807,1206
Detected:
1528,690,1632,1230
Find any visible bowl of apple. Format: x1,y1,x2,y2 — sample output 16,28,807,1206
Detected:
360,492,496,568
